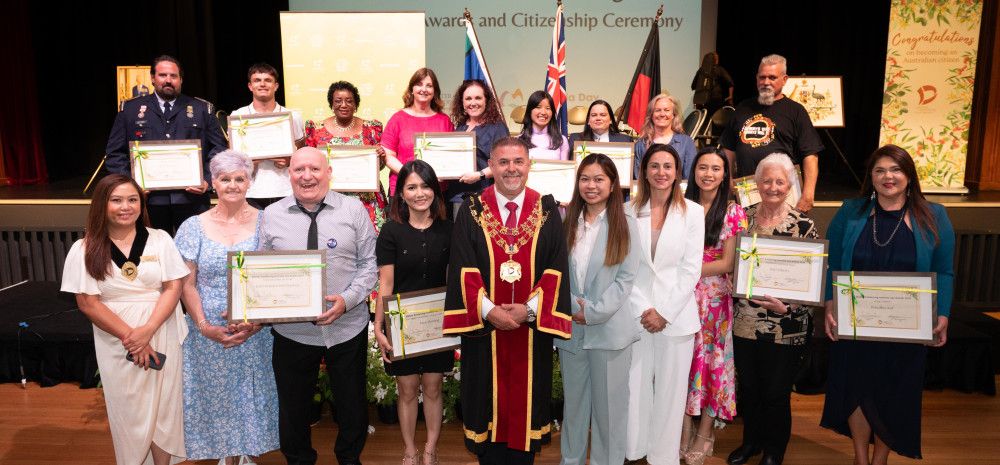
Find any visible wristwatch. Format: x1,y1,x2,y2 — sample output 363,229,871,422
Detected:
478,170,486,181
526,308,537,323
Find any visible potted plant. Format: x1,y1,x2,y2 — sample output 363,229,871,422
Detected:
366,331,399,424
551,348,564,422
442,349,462,422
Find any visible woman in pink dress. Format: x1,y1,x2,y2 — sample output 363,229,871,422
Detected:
681,147,746,465
382,68,455,196
305,80,388,233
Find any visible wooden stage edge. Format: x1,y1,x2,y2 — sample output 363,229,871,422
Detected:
1,381,998,465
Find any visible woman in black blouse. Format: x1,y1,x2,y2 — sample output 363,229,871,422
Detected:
374,160,453,465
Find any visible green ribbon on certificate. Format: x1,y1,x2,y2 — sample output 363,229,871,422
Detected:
233,114,291,152
386,293,444,358
735,178,755,204
832,270,937,340
414,133,438,160
131,141,148,189
574,143,590,159
228,251,326,323
736,233,828,300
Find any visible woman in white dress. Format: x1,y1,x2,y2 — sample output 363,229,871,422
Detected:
61,174,190,465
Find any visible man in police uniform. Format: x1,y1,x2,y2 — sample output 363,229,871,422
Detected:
105,55,227,234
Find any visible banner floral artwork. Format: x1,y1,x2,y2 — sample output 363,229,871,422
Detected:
878,0,982,191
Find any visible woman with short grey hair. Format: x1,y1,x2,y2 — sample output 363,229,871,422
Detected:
174,149,280,464
727,152,818,465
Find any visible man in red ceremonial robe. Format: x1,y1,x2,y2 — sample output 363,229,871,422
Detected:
444,136,571,465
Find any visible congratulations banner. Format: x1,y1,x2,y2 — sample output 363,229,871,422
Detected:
878,0,982,193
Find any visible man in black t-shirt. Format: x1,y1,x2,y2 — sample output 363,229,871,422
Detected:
721,54,824,212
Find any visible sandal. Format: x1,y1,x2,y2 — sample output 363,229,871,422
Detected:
680,423,694,458
422,447,439,465
402,452,420,465
683,433,715,465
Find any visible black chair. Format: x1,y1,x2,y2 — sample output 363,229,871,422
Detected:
216,109,230,142
694,105,735,148
682,108,707,140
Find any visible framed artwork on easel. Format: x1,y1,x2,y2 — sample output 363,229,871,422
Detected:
781,76,845,128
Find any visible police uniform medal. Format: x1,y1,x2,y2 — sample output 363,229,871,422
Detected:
186,105,194,118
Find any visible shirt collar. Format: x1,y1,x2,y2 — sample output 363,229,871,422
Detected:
578,209,607,227
284,190,342,212
248,101,284,114
155,92,176,109
495,189,526,212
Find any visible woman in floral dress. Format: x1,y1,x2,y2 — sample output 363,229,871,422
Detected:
681,147,746,465
305,80,388,233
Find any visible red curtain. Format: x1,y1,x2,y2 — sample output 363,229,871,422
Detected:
0,0,47,185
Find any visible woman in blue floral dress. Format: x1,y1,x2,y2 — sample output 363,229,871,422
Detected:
175,150,279,465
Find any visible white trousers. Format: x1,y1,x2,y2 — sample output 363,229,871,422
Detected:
624,330,695,464
558,344,632,465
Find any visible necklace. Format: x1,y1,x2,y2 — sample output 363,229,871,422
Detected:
872,203,906,247
471,198,548,285
210,204,254,224
333,117,357,131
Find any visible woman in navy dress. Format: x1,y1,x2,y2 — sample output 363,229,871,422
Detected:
822,144,954,465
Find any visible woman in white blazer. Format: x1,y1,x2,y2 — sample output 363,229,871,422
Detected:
555,153,641,465
624,143,705,465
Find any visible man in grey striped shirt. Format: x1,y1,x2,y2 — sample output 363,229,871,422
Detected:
260,146,377,465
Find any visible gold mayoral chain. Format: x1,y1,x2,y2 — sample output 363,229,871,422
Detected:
472,199,548,284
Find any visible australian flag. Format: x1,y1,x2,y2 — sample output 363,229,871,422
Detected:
544,3,567,134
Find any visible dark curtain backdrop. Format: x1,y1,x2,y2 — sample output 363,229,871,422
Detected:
716,1,892,191
22,0,891,185
26,0,288,182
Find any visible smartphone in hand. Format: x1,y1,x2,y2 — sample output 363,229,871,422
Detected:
125,350,167,370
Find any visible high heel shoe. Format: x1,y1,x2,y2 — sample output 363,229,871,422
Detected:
422,448,439,465
401,451,419,465
680,424,695,458
683,433,715,465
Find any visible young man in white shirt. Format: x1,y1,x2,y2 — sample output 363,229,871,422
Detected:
232,62,306,209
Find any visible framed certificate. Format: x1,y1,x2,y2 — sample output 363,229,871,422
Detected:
732,233,829,307
227,112,297,160
129,139,204,191
226,250,328,324
832,271,938,344
733,164,804,208
572,141,634,188
381,287,460,361
326,145,380,193
527,159,576,204
413,132,477,180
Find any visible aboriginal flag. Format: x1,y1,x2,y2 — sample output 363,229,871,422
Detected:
621,20,661,132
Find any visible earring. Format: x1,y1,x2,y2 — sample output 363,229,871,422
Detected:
870,191,876,200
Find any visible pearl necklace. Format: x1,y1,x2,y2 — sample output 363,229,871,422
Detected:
333,117,357,132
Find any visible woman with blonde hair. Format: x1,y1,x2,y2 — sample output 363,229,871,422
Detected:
633,93,697,180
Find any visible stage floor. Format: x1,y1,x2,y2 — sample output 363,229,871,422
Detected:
1,381,997,464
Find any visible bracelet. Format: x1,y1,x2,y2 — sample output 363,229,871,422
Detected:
197,319,210,330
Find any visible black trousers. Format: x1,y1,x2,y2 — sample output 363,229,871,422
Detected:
477,442,535,465
272,327,369,465
148,202,207,236
733,336,806,458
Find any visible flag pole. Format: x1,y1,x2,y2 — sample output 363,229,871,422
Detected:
464,7,506,124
